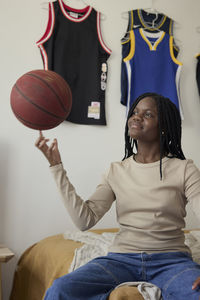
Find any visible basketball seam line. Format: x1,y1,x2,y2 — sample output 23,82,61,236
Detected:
14,84,63,120
27,72,68,113
14,111,55,128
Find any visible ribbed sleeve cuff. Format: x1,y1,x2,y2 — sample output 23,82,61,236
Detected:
49,163,63,172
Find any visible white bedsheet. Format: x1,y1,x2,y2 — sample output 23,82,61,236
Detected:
63,231,200,273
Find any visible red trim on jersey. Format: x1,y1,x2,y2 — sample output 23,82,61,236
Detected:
58,0,92,22
36,2,55,46
63,3,89,13
38,45,48,70
97,12,112,54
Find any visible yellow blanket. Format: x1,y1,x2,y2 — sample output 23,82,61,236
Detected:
10,229,118,300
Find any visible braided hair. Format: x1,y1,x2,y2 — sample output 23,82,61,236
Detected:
123,92,185,179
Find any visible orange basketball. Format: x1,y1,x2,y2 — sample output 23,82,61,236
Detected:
10,69,72,130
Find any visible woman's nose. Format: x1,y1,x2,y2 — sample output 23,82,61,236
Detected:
132,113,142,121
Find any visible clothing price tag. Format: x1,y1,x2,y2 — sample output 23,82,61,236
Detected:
88,102,100,119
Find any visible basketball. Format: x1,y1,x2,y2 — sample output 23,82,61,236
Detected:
10,69,72,130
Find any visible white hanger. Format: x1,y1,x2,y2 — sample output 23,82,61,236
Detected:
41,0,89,10
144,0,160,14
144,4,181,33
121,1,160,22
121,11,129,20
41,0,106,20
62,0,89,8
142,14,159,29
138,6,160,31
41,1,49,10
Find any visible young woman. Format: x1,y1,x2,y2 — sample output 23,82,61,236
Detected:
35,92,200,300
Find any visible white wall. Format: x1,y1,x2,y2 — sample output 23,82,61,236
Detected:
1,0,200,298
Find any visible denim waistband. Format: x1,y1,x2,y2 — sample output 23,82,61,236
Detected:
108,251,192,260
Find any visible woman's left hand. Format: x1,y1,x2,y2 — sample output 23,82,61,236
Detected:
35,130,62,166
192,277,200,290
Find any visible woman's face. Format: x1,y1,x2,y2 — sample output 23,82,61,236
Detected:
128,96,159,143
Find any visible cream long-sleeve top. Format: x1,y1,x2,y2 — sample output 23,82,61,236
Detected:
50,156,200,254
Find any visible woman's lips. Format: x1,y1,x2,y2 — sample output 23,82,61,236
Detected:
129,122,143,129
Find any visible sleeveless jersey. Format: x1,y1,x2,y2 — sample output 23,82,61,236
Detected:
124,28,183,118
121,9,179,106
36,0,111,125
128,9,174,34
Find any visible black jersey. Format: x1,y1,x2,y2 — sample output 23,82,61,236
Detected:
37,0,111,125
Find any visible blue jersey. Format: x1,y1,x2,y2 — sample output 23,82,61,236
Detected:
121,9,179,106
124,28,183,118
128,9,174,34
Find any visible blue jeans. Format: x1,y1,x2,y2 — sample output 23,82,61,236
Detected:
44,251,200,300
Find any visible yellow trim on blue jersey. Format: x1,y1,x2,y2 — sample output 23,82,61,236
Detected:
131,10,133,29
169,36,182,65
137,9,167,31
169,19,173,35
173,44,179,52
140,28,153,50
139,28,165,51
123,30,135,62
121,38,130,45
195,53,200,58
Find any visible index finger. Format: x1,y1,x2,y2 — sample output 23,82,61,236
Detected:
35,131,45,147
39,130,43,138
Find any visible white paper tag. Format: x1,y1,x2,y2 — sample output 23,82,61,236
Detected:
69,12,79,18
88,102,100,119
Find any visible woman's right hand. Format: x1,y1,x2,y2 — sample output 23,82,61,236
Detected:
35,131,62,166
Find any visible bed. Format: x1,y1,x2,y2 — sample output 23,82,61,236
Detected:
9,228,200,300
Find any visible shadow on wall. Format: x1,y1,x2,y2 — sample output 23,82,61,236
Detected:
2,258,18,300
0,141,16,300
0,141,10,242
